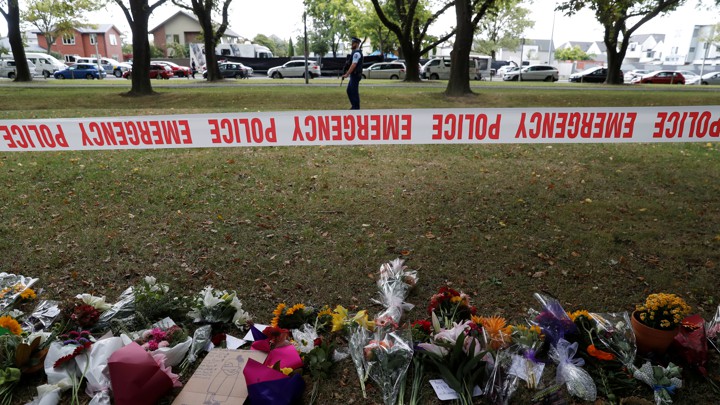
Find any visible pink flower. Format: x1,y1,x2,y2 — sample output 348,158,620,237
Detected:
158,341,170,348
152,353,182,388
147,341,159,351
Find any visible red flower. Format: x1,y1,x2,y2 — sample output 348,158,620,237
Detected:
412,319,432,334
211,333,227,346
262,326,290,348
71,304,100,328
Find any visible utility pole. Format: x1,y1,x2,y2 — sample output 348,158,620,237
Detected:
304,12,309,85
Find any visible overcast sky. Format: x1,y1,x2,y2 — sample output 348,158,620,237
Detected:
2,0,716,47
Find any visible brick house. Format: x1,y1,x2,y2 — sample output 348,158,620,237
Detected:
149,10,242,57
34,24,125,62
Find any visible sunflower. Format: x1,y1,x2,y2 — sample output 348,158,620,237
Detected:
0,315,23,336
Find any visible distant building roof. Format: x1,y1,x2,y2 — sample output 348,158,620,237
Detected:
30,24,123,35
149,10,241,38
525,38,553,52
629,33,665,44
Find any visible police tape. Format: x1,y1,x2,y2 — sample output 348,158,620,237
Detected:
2,106,720,152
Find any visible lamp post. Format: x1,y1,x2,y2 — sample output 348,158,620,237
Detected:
698,25,716,84
548,11,556,64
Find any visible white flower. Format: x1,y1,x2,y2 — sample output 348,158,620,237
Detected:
230,296,251,327
75,293,112,311
144,275,157,285
201,286,225,309
292,324,318,353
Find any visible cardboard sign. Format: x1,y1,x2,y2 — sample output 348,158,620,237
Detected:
172,349,267,405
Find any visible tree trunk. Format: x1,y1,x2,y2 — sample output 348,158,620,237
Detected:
201,12,221,81
401,42,422,82
128,6,155,96
5,0,32,82
446,0,473,96
45,34,56,56
604,34,627,85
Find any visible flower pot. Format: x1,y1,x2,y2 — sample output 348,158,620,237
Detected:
631,311,679,355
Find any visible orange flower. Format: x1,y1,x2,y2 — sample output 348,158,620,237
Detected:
477,315,510,350
0,315,22,336
587,344,615,361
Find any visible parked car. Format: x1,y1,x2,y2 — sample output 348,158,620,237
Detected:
685,71,720,85
631,70,685,84
154,61,192,77
496,65,519,77
421,56,491,80
623,69,649,82
122,64,174,80
568,66,622,83
0,59,41,79
203,62,253,79
267,60,321,79
362,62,406,79
675,70,699,82
53,63,106,79
502,64,559,81
74,57,131,77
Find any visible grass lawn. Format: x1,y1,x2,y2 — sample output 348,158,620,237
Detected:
1,82,719,404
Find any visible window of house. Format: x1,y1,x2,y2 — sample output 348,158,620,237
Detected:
689,47,695,53
90,34,97,45
110,34,117,46
62,34,75,45
629,44,636,51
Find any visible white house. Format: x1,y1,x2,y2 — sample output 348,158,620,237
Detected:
662,24,719,66
623,34,665,64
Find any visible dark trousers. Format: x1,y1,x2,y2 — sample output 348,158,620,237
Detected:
347,75,361,110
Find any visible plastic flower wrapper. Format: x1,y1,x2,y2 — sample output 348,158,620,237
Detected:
548,338,596,402
76,334,124,405
377,258,418,289
94,287,135,332
178,324,212,373
590,312,637,369
373,280,415,325
363,326,413,405
21,300,61,333
107,342,180,405
187,286,251,327
507,324,545,389
46,330,95,405
348,325,372,398
243,357,305,405
484,348,519,405
633,361,683,405
531,293,576,347
0,272,38,311
292,323,319,354
707,304,720,354
121,317,192,368
671,314,708,376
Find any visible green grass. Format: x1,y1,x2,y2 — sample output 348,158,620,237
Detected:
1,83,719,404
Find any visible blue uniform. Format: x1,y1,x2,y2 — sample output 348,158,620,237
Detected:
347,49,363,110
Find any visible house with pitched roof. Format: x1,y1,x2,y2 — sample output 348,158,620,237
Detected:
33,24,125,62
149,10,243,57
662,24,719,66
623,34,664,64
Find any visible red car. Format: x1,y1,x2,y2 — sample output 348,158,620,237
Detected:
122,64,174,80
155,61,192,77
632,70,685,85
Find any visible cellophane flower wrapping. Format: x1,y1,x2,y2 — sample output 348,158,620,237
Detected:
506,324,545,390
179,324,212,372
348,325,371,398
705,304,720,354
21,300,61,333
77,335,124,405
375,258,416,324
363,327,413,405
590,312,636,369
0,272,38,311
549,338,596,402
531,293,576,346
485,349,518,405
95,287,135,331
291,324,318,354
633,361,682,405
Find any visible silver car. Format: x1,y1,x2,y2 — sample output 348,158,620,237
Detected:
502,64,558,82
686,71,720,85
267,60,321,79
362,62,406,79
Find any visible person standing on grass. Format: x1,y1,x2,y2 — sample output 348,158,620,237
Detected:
191,61,197,79
342,36,363,110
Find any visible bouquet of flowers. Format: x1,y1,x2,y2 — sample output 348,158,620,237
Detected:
375,259,417,324
330,305,374,334
417,317,487,405
0,273,38,311
634,293,691,330
64,293,113,330
549,338,596,402
506,324,545,389
427,286,476,329
633,361,683,405
363,326,413,405
128,318,192,368
531,293,576,346
49,330,96,405
187,286,251,327
0,315,24,405
134,276,188,322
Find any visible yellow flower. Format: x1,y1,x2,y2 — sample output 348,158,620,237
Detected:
280,367,293,376
568,310,593,322
331,305,348,332
270,303,286,327
450,296,462,304
20,288,37,300
352,310,375,331
0,315,22,335
285,303,305,316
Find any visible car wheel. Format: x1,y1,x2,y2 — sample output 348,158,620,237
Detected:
272,72,282,79
702,81,708,85
8,72,15,79
43,70,50,79
86,74,94,80
156,74,162,80
126,73,131,80
544,76,553,82
362,74,366,79
114,70,122,78
512,76,519,81
390,74,398,80
56,75,64,80
430,73,439,80
235,73,241,79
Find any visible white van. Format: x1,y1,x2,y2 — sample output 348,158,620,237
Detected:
421,55,492,80
0,59,42,79
25,53,66,78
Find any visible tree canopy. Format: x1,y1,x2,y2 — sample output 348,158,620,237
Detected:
473,0,534,60
23,0,101,56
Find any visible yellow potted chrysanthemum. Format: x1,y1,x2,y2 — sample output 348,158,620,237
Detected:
631,293,691,355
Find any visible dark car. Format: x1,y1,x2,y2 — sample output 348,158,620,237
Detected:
203,62,252,79
122,64,174,80
53,64,106,80
632,70,685,85
568,66,622,83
